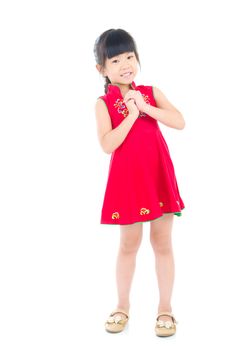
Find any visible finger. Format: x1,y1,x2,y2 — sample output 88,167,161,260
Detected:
124,97,135,104
123,91,135,102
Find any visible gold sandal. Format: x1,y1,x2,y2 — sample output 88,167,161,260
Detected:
155,312,177,337
105,309,129,333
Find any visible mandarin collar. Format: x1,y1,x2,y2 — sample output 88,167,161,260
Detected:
107,81,136,95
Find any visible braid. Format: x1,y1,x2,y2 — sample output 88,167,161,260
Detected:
104,76,111,94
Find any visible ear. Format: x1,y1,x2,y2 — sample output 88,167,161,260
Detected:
96,64,106,77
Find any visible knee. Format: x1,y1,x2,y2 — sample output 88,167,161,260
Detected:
120,236,141,255
150,232,172,255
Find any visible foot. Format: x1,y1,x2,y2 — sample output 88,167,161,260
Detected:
155,312,177,337
105,309,129,333
112,304,129,322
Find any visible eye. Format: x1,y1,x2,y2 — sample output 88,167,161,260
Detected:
127,55,134,59
112,59,119,63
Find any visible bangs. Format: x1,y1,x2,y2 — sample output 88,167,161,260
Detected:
105,30,136,59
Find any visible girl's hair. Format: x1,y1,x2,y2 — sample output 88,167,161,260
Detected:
94,28,140,93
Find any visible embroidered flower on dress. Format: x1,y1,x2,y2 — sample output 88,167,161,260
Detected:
112,212,120,219
114,99,129,117
140,208,150,215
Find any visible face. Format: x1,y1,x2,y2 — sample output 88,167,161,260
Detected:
98,52,138,86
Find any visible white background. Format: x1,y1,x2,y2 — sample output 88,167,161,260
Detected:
1,0,247,349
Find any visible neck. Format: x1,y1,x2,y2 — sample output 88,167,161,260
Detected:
116,82,133,97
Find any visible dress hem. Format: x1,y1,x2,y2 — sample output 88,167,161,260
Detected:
100,208,185,226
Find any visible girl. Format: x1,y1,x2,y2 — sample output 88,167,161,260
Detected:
94,28,185,337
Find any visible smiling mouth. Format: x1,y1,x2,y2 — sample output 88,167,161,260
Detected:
121,72,132,77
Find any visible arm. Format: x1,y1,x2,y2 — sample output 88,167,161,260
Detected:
95,98,139,154
124,87,185,130
143,86,185,129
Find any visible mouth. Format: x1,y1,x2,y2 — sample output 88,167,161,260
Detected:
121,72,132,78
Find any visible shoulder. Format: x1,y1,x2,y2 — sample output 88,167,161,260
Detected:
151,86,181,112
95,98,112,125
95,96,108,110
95,97,111,127
151,86,177,103
151,86,165,100
95,97,111,122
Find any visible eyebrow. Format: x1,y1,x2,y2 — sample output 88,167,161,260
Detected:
111,52,133,59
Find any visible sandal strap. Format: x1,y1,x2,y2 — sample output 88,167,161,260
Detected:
156,312,177,323
110,309,129,319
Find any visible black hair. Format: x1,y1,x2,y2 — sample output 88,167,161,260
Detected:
94,28,140,93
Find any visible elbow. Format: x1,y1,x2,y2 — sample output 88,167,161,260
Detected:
176,113,185,130
102,144,113,154
103,148,113,155
101,141,114,154
177,120,185,130
100,135,113,154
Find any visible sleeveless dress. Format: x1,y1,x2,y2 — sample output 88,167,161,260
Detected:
99,81,185,225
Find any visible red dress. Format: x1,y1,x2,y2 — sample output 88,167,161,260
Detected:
99,81,185,225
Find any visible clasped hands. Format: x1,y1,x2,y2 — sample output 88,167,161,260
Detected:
123,90,147,116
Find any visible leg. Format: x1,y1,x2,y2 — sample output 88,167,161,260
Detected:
116,222,143,313
150,214,175,321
